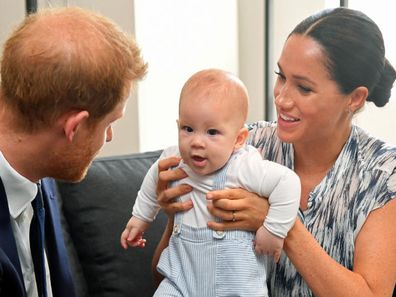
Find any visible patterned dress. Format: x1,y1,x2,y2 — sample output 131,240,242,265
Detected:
247,121,396,297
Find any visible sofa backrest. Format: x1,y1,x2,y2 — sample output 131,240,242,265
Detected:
56,150,165,297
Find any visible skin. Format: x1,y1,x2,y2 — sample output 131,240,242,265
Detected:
153,35,396,296
121,69,257,250
0,98,127,183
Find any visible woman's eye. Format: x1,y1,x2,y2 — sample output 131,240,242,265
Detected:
274,70,285,81
207,129,219,136
182,126,193,133
298,85,312,94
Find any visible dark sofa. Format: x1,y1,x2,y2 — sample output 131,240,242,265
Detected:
56,150,396,297
56,150,165,297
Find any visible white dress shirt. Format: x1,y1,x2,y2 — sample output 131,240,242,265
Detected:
0,151,52,297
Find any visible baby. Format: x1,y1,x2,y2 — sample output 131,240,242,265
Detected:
121,69,301,297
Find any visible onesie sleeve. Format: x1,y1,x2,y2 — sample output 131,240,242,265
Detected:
234,146,301,238
132,146,180,222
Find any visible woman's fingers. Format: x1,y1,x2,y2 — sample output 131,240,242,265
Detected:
206,188,269,232
158,183,191,204
206,188,248,202
156,156,184,196
158,156,182,172
158,183,193,215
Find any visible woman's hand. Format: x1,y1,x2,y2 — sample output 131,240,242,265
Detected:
156,156,193,216
152,156,193,285
206,188,269,231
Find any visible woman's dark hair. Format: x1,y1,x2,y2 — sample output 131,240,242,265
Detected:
291,7,396,107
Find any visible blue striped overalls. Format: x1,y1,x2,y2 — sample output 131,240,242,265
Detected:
154,157,269,297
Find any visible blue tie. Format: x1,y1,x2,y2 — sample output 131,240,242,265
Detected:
30,183,48,297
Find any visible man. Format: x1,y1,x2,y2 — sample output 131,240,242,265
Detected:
0,7,147,297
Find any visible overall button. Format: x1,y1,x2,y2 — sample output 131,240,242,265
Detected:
173,224,181,235
213,230,226,239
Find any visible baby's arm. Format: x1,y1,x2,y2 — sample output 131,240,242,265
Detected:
257,162,300,261
254,226,284,262
121,216,150,249
120,146,181,250
235,147,301,261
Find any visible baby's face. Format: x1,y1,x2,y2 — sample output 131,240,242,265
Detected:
178,93,243,176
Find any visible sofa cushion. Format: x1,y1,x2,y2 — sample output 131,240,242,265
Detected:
56,150,166,297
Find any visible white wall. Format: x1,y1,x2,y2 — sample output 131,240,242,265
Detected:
134,0,239,152
0,1,25,48
348,0,396,146
38,0,140,156
1,1,395,155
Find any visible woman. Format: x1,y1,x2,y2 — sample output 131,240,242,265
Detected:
154,8,396,296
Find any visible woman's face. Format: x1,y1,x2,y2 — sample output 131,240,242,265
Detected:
274,34,352,147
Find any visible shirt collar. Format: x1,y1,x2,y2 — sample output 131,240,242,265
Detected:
0,151,37,219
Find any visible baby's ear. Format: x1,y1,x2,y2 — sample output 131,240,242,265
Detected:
234,127,249,150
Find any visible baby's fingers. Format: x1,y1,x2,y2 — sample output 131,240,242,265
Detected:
120,229,130,249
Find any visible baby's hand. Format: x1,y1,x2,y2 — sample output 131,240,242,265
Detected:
254,226,284,262
120,217,148,249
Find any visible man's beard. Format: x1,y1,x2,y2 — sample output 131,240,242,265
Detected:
46,138,98,182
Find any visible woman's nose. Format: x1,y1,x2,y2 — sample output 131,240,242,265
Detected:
274,84,294,109
106,126,113,142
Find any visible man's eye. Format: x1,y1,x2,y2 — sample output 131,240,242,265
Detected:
182,126,193,132
207,129,218,136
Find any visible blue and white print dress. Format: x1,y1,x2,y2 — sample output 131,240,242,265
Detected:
247,121,396,297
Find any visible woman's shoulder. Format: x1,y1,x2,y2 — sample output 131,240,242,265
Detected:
246,121,278,146
247,120,277,132
354,126,396,174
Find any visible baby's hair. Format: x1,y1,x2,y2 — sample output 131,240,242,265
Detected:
179,69,249,123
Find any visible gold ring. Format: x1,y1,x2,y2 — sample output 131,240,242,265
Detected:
232,210,236,222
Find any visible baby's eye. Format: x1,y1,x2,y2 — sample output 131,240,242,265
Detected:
182,126,193,133
207,129,219,136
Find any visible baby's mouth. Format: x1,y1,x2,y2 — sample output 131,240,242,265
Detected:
191,155,207,167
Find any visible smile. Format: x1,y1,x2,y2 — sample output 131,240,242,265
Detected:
279,113,300,122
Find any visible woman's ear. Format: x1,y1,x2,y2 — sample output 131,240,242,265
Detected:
348,86,368,113
63,110,90,142
234,127,249,150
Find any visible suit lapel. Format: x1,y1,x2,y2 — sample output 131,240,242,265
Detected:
42,178,76,297
0,177,25,287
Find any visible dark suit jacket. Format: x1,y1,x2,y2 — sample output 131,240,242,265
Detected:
0,177,75,297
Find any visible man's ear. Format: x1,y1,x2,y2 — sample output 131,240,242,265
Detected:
63,110,90,142
234,127,249,150
348,86,368,113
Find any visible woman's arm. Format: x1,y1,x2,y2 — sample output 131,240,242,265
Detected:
284,198,396,297
151,157,193,286
208,190,396,296
151,217,174,286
